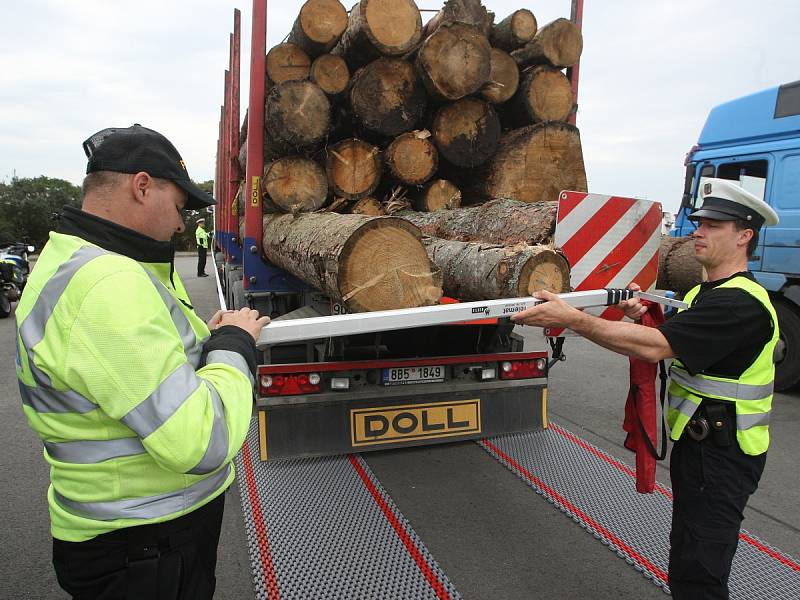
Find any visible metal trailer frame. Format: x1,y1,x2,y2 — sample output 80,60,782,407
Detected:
215,0,586,303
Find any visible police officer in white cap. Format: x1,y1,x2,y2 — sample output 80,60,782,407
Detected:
510,178,780,598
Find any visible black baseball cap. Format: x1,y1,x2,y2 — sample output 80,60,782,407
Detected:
83,124,215,210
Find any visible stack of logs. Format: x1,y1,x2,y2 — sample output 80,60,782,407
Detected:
235,0,591,312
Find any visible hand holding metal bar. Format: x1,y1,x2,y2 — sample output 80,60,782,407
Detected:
257,289,686,348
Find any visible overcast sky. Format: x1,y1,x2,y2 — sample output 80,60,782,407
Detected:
1,0,798,213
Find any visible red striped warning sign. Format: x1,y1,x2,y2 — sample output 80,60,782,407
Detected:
546,191,662,337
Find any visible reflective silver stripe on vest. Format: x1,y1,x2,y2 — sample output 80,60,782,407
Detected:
53,463,231,521
45,437,146,464
668,393,700,419
18,246,106,413
120,363,201,438
187,382,229,475
670,367,773,401
738,412,770,430
206,349,254,386
142,269,205,368
18,381,92,414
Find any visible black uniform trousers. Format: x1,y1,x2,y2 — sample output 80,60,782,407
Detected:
668,404,766,600
197,246,207,276
53,492,224,600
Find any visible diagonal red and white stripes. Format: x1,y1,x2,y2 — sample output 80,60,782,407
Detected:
547,191,662,336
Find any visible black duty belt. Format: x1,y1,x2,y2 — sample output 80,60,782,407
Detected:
686,401,734,447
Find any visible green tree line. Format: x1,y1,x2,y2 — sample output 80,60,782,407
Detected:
0,176,214,251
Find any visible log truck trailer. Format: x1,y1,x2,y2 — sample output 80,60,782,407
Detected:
212,0,586,460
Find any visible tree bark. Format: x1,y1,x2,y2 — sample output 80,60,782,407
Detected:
416,22,491,102
384,130,438,185
263,157,328,213
261,212,442,312
331,0,423,71
482,121,587,203
350,196,384,215
422,0,493,38
424,238,570,300
265,80,330,154
504,65,573,126
511,18,583,68
432,97,501,168
266,43,311,84
414,179,461,212
657,236,703,294
325,138,382,200
287,0,349,58
479,48,519,104
490,9,538,51
349,57,427,136
310,54,350,95
397,198,558,246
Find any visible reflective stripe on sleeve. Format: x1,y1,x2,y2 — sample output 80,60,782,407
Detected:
120,363,201,438
53,463,231,521
669,367,773,401
206,349,254,386
187,382,229,475
19,380,96,414
44,437,145,464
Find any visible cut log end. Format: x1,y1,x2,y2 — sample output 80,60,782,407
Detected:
265,80,331,148
266,43,311,84
363,0,423,55
518,249,570,295
264,157,328,213
310,54,349,95
512,18,583,68
340,218,442,312
417,22,492,101
417,179,461,212
385,131,438,185
480,48,520,104
491,9,538,51
326,138,382,200
300,0,348,46
485,122,587,203
350,196,384,215
433,97,501,168
521,66,574,122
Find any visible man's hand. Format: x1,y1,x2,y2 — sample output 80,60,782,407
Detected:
215,307,271,341
616,282,648,321
510,289,582,328
207,309,234,330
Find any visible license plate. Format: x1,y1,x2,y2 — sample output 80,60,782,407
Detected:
382,365,445,386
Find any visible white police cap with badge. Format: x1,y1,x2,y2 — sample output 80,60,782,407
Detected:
689,178,779,228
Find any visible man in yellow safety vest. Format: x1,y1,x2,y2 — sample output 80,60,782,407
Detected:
16,124,270,599
511,178,779,599
195,217,209,277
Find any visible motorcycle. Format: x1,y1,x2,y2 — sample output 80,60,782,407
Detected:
0,242,34,318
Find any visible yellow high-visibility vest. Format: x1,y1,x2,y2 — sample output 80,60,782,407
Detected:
667,275,778,455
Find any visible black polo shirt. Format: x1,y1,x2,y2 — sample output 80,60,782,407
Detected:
658,272,773,378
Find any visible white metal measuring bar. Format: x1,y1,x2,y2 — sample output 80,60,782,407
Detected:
257,289,687,348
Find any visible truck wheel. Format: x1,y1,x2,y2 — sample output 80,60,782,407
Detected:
231,279,246,310
774,300,800,392
0,294,11,318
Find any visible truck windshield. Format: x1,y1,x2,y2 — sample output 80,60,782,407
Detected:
688,160,768,208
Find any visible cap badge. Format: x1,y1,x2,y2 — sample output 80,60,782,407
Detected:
179,160,187,172
704,182,712,195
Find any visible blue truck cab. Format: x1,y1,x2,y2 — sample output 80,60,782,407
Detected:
672,81,800,391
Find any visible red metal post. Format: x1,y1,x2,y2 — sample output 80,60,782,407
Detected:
228,11,241,235
215,108,223,247
223,69,231,249
567,0,584,125
243,0,267,289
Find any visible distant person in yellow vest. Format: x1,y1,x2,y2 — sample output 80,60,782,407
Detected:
195,217,209,277
16,124,270,599
511,178,779,599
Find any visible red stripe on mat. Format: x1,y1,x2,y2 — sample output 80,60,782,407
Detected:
241,443,281,600
349,455,454,600
551,425,800,572
560,198,635,269
481,438,670,584
556,192,588,222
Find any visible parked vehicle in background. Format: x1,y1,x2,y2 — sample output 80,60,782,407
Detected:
0,242,34,318
671,81,800,391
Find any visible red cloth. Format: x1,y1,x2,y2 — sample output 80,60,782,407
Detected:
623,300,665,493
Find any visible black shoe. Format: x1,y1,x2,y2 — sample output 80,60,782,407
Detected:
198,273,209,277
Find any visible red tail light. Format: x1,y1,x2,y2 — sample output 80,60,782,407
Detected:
260,373,321,396
499,359,547,380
